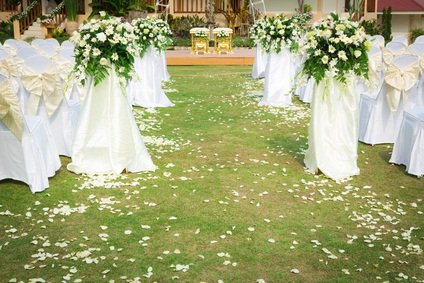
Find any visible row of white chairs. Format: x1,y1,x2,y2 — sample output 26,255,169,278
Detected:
0,40,81,193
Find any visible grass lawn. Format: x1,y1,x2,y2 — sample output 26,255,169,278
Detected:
0,66,423,282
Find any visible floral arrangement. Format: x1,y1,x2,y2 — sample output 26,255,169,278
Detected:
195,30,208,38
302,13,370,84
291,12,312,35
132,18,173,57
10,0,40,22
249,16,301,54
216,29,230,38
70,12,137,87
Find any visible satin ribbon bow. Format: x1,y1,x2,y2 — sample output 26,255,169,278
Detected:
0,58,22,78
368,52,383,88
20,66,63,116
0,81,24,140
384,62,420,111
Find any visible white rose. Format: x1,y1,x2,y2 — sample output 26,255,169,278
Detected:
96,32,107,42
99,58,108,66
354,50,362,58
321,55,329,64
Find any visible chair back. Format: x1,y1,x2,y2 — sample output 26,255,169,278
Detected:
370,35,385,48
391,35,408,46
415,35,424,44
16,47,38,60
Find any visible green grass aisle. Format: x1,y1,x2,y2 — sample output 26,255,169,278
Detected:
0,66,423,282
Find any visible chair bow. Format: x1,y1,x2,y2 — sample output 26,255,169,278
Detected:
0,81,24,140
0,58,22,78
368,52,383,88
20,66,63,117
385,62,420,111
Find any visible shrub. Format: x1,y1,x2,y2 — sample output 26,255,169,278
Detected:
172,36,191,47
167,15,207,38
410,28,424,43
361,19,381,36
232,36,254,48
381,6,392,43
0,20,13,44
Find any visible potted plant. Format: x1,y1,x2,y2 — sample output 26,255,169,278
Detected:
65,0,78,36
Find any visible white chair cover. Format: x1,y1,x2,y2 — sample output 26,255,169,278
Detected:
127,47,174,108
67,68,157,175
20,55,78,156
415,35,424,44
61,40,74,49
369,35,385,49
16,47,38,60
32,39,59,58
304,76,360,181
364,46,384,99
390,111,424,177
0,47,10,60
259,48,294,107
408,43,424,57
391,35,408,46
252,44,268,79
383,42,407,65
0,78,61,193
359,55,420,145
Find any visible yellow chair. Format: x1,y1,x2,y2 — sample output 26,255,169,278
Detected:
190,28,210,54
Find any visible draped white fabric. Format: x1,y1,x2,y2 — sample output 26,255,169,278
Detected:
0,78,60,193
390,111,424,177
304,77,360,181
127,47,174,108
158,51,170,81
299,77,315,103
68,69,156,175
259,49,294,107
252,44,268,79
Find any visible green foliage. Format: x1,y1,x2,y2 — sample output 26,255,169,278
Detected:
89,0,153,18
64,0,78,21
232,36,254,48
0,20,13,44
381,6,392,43
361,19,381,36
410,28,424,43
303,4,312,13
167,14,207,38
171,36,191,47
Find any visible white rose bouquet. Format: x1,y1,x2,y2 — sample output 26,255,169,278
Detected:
302,13,370,84
132,18,172,57
250,15,301,54
70,12,137,87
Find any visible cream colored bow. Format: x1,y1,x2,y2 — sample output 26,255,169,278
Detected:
384,62,420,111
20,66,63,116
0,80,24,140
0,58,22,78
368,52,383,88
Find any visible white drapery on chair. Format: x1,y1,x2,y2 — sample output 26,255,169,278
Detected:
32,38,60,58
391,35,409,46
68,68,157,175
369,35,385,49
415,35,424,44
259,48,294,107
359,54,420,145
382,42,406,65
16,47,38,60
127,47,174,108
390,111,424,177
19,55,78,156
252,44,268,79
0,77,61,193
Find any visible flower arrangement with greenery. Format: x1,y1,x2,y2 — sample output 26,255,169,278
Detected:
249,15,301,54
70,12,137,87
40,17,54,27
302,13,369,84
194,29,208,38
216,29,230,38
132,17,173,57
